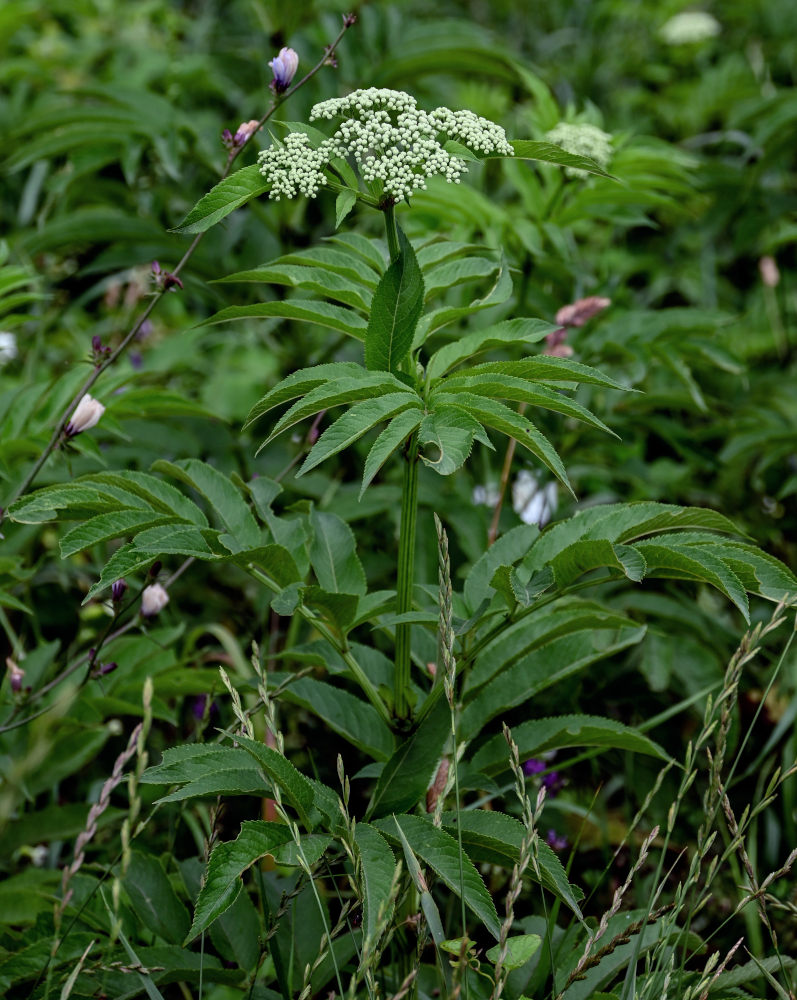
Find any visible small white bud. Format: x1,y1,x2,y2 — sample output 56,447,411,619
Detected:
141,583,169,618
65,394,105,437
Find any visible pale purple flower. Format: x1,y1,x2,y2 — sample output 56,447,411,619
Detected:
759,256,780,288
555,296,611,328
65,394,105,437
269,47,299,92
6,658,24,694
546,829,568,851
523,758,546,777
111,578,127,603
141,583,169,618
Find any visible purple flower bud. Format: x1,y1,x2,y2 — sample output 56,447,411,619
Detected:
111,578,127,603
546,829,568,851
222,128,234,148
269,47,299,92
96,661,118,677
6,658,24,694
523,758,546,776
151,260,161,277
92,335,102,352
149,561,162,579
233,120,260,146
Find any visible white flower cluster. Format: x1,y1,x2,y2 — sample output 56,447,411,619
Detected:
0,331,17,366
257,132,329,201
544,122,613,179
258,88,513,204
660,11,721,45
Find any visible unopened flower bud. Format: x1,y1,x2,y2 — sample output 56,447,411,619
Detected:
148,561,162,579
92,660,118,678
65,394,105,437
141,583,169,618
6,657,24,694
111,578,127,603
233,120,261,146
759,256,780,288
269,47,299,92
544,327,573,358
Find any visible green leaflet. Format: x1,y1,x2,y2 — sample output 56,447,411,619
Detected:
172,164,271,234
470,714,671,776
423,254,498,301
123,851,190,945
364,227,425,374
502,139,615,177
262,372,413,448
360,409,423,497
354,823,398,943
234,735,319,830
244,362,365,428
414,253,512,343
460,626,647,736
279,677,394,760
485,935,542,970
309,509,367,595
186,821,294,941
447,393,574,494
377,813,501,939
367,695,450,819
432,373,616,436
438,810,585,921
299,393,421,476
426,318,554,381
197,300,368,341
216,262,370,312
59,510,178,558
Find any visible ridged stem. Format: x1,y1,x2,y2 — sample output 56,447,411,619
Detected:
393,431,419,722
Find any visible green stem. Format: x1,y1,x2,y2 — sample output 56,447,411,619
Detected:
384,201,400,261
394,431,419,723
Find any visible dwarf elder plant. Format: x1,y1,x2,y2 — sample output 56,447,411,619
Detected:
6,79,797,1000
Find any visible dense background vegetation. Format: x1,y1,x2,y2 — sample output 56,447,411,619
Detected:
1,1,796,998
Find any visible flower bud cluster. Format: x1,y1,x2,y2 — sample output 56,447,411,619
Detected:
545,122,613,179
660,11,720,45
258,88,513,204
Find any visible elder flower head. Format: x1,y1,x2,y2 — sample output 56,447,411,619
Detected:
270,47,299,92
65,394,105,437
258,88,514,204
660,11,721,45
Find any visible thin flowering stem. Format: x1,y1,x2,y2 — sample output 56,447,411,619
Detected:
0,15,357,522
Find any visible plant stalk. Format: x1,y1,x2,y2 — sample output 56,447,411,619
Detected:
393,431,419,723
384,201,400,261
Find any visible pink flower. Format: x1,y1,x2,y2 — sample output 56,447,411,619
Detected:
555,295,611,328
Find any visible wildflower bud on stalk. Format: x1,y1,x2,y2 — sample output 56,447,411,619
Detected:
6,657,25,694
555,295,611,328
759,256,780,288
269,47,299,93
151,260,183,292
65,394,105,437
140,583,169,618
111,578,127,604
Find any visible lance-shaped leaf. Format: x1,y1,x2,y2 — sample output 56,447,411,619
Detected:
464,356,628,389
438,810,585,920
470,715,671,776
278,246,380,288
197,300,368,341
364,227,424,374
216,263,370,312
59,511,179,558
445,394,573,494
259,372,413,452
433,373,616,435
354,824,398,943
501,139,614,178
299,394,422,476
414,254,512,343
423,254,498,301
309,510,367,595
376,814,501,939
186,821,295,940
245,362,364,428
548,539,647,587
234,736,319,829
632,541,750,621
426,318,554,381
360,409,423,497
173,164,270,234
